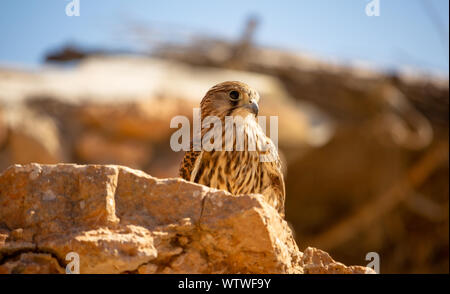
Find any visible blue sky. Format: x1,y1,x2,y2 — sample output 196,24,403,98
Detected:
0,0,448,75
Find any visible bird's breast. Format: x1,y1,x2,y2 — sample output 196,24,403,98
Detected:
195,121,277,196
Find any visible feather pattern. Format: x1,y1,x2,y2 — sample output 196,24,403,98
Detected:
179,81,286,217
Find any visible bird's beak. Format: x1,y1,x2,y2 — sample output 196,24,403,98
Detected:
245,100,259,116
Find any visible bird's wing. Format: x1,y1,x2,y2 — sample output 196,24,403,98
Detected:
179,149,202,181
272,156,286,217
262,143,286,218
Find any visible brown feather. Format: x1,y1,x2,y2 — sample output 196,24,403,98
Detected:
179,81,286,218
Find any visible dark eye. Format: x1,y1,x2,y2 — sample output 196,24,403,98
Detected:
229,91,240,100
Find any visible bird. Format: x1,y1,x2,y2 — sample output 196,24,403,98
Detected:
179,81,286,217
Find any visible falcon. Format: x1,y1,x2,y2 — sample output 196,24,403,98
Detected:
179,81,286,217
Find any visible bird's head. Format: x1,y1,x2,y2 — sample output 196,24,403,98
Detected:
200,81,260,119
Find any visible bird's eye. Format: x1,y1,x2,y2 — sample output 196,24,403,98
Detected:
229,91,240,100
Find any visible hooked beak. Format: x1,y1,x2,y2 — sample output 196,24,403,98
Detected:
245,100,259,116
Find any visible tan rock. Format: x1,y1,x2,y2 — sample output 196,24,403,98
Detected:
0,107,6,147
5,108,64,165
75,131,151,169
300,247,375,274
0,163,373,274
0,253,64,274
0,56,327,150
78,98,195,142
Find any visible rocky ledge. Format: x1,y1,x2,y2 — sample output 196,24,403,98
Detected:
0,163,373,274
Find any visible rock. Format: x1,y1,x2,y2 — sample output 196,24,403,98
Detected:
300,247,374,274
0,253,64,274
0,163,373,274
0,55,332,178
0,56,329,150
0,106,6,147
77,98,196,142
75,131,152,169
4,108,64,165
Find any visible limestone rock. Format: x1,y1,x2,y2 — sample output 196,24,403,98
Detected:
0,252,64,274
4,108,64,165
300,247,374,274
75,131,152,169
0,163,373,274
77,98,196,142
0,107,6,147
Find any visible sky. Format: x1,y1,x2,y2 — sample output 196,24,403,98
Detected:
0,0,448,75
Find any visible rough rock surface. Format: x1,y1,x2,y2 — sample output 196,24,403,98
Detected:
0,163,374,274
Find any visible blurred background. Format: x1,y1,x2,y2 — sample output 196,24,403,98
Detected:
0,0,448,273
